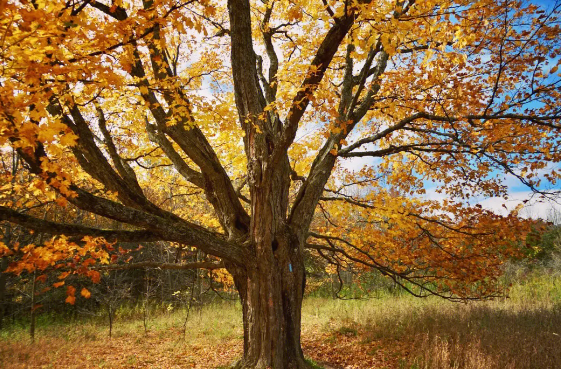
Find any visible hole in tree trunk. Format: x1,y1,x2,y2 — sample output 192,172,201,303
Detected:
235,218,248,232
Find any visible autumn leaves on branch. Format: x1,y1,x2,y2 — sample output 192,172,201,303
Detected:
0,0,559,301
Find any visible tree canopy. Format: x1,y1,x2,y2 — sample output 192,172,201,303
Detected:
1,0,560,366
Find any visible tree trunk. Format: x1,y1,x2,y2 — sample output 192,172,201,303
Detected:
0,257,8,330
30,270,36,343
228,230,308,369
108,305,113,338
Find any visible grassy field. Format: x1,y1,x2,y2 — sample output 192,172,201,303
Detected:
1,272,560,368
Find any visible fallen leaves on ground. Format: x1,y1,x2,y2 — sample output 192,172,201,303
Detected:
0,318,419,368
0,327,243,369
302,322,412,369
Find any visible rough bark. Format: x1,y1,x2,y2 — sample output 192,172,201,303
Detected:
227,228,307,369
225,0,356,366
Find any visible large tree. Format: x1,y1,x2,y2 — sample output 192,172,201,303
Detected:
1,0,560,367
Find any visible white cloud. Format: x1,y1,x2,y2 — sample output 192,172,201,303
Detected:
418,176,561,221
477,191,561,221
339,156,379,173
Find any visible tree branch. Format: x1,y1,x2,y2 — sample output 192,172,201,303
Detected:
271,13,356,167
98,1,251,239
0,206,161,243
96,261,225,270
12,142,246,264
95,102,143,194
338,112,431,155
145,121,205,188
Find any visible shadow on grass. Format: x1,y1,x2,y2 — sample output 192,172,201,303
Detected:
362,302,561,369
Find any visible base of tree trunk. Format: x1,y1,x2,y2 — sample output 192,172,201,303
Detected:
227,235,309,369
231,356,312,369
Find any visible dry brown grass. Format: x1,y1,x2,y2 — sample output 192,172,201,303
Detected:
1,275,560,368
302,274,561,369
0,304,244,368
390,301,560,369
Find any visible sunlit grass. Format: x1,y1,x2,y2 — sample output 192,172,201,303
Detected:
300,272,561,369
1,272,560,368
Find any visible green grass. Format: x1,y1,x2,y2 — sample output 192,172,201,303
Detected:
1,271,560,368
305,358,325,369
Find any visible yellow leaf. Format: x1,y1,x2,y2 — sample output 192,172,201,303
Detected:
59,132,78,147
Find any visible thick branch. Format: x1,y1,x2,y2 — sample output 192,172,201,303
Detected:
102,3,250,238
12,144,245,263
145,121,205,188
96,261,225,270
228,0,268,128
288,36,388,237
67,188,245,263
261,1,279,103
96,103,143,193
0,206,161,243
